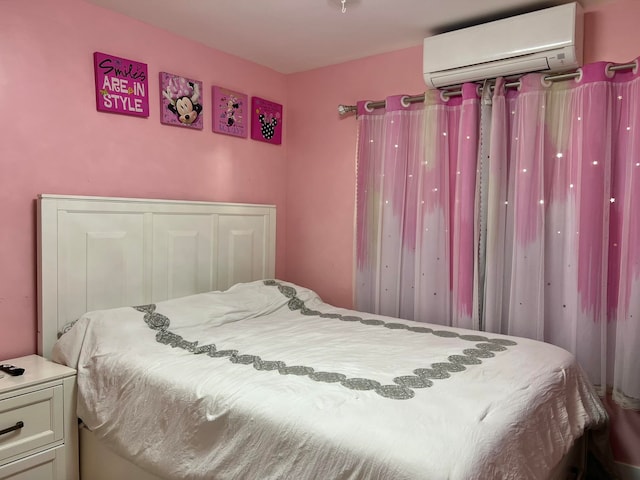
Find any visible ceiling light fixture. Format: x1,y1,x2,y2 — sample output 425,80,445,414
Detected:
341,0,347,13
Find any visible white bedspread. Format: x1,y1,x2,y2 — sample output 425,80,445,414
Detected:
53,280,607,480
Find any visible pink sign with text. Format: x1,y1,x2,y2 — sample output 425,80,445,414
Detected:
94,52,149,117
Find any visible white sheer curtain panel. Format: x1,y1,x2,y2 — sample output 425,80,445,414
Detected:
354,87,480,327
354,59,640,409
484,62,640,408
354,95,426,319
418,85,480,329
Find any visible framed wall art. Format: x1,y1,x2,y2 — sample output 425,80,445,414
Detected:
94,52,149,117
160,72,203,129
251,97,282,145
212,86,248,138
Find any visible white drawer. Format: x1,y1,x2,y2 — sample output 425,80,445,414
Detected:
0,387,63,465
0,447,63,480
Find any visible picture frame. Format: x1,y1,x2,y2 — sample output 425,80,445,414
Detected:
212,86,248,138
251,96,283,145
159,72,203,129
94,52,149,117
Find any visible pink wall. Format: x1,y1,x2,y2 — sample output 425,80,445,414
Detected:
0,0,288,359
583,0,640,64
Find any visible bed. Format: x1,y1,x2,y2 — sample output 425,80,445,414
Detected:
37,195,612,480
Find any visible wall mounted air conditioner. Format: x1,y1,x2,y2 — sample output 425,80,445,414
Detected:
423,2,583,89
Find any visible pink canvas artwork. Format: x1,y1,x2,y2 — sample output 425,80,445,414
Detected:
251,97,282,145
160,72,203,129
212,86,248,138
94,52,149,117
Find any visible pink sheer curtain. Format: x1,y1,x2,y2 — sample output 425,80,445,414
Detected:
355,87,480,328
355,95,425,319
485,60,640,408
418,85,480,329
355,61,640,409
355,60,639,408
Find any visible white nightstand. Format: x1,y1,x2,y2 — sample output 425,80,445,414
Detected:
0,355,78,480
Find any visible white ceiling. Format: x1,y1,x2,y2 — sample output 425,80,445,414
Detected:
86,0,610,74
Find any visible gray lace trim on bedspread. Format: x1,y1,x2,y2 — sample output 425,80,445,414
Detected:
133,280,516,400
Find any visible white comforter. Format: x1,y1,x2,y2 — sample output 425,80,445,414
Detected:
53,280,607,480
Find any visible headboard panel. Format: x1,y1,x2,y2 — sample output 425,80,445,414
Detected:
37,194,276,359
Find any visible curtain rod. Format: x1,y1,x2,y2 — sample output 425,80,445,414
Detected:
338,62,637,114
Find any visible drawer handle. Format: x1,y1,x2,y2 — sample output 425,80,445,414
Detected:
0,421,24,436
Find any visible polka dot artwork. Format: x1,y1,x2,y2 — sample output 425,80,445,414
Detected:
251,96,282,144
259,114,277,139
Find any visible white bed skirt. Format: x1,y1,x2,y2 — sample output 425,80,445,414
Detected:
79,425,586,480
80,426,164,480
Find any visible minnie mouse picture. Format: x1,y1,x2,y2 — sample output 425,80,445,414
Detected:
212,86,248,138
160,72,204,129
251,96,282,145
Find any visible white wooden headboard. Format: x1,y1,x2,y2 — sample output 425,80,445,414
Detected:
37,194,276,359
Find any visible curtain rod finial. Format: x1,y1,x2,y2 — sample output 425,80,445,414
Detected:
338,104,357,117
